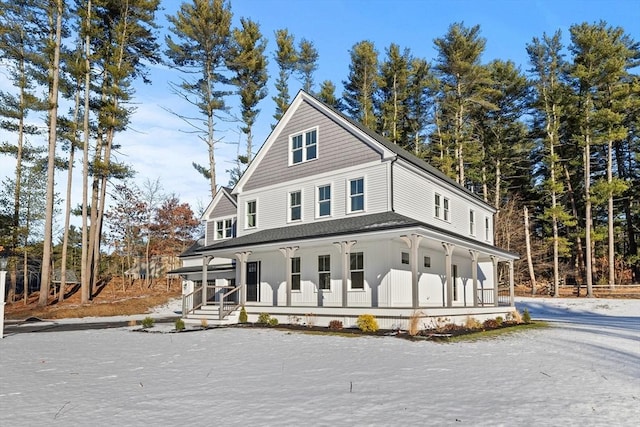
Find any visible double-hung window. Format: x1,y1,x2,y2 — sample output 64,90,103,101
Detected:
246,200,256,228
289,191,302,221
216,218,234,239
469,210,476,236
435,193,450,221
350,252,364,289
317,185,331,217
290,128,317,165
318,255,331,290
291,257,301,291
349,178,364,213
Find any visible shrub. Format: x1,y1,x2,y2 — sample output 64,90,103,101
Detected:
305,313,317,328
268,317,279,326
408,310,423,336
239,306,248,323
200,318,209,328
257,312,271,324
483,318,499,329
465,316,482,330
141,316,154,329
495,316,504,326
328,320,343,330
175,318,185,331
522,308,531,323
509,310,523,324
356,314,379,333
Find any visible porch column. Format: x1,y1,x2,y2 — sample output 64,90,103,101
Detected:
509,259,515,307
442,243,455,307
201,255,213,304
490,255,499,307
235,251,252,305
279,247,299,307
401,234,423,308
469,250,479,307
334,241,356,308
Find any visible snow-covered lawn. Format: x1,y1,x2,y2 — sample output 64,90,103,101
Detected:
1,297,638,426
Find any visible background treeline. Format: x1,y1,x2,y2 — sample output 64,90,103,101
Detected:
0,1,638,306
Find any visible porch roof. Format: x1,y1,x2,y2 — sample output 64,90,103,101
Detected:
197,212,518,260
167,263,235,275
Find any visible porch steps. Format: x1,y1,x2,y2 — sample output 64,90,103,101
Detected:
184,305,240,326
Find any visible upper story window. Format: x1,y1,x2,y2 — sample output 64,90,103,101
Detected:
246,200,256,228
435,193,450,222
469,209,476,236
215,218,235,240
290,128,317,165
317,185,331,217
289,190,302,221
485,216,491,241
349,178,364,213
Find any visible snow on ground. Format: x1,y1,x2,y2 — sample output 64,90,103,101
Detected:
1,297,638,426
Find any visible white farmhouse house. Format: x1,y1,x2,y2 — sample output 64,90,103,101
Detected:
173,91,519,329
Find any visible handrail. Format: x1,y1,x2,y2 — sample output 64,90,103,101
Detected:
182,285,204,316
219,286,241,320
182,285,242,320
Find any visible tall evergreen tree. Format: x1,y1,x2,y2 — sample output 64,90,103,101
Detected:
296,38,319,93
342,40,379,130
404,58,434,156
228,17,268,164
432,22,496,186
317,80,342,110
378,43,411,146
272,28,297,122
166,0,232,199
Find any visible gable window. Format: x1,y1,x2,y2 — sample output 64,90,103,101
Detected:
350,252,364,289
318,255,331,290
246,200,256,228
216,218,234,240
317,185,331,217
469,210,476,236
289,191,302,221
291,257,301,291
401,252,409,265
435,193,450,221
290,128,317,165
485,216,491,241
349,178,364,213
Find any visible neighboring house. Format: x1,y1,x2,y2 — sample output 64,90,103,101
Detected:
173,91,518,328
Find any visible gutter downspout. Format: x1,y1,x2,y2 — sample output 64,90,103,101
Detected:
389,157,397,212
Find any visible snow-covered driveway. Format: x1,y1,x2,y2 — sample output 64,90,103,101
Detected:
1,298,638,426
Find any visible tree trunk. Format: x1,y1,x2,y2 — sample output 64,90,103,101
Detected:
524,206,537,295
80,0,92,304
607,138,615,289
39,0,63,306
584,132,594,298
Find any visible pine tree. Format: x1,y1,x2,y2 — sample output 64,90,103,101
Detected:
228,17,268,164
296,38,319,93
342,40,379,130
378,43,411,146
166,0,232,199
317,80,342,110
272,28,297,122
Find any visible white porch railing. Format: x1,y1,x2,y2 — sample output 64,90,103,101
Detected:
182,284,242,320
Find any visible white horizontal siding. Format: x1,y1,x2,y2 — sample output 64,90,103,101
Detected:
236,162,389,235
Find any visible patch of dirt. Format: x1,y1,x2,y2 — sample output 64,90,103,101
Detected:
4,277,181,320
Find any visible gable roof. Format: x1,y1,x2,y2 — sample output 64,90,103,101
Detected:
234,90,492,210
201,186,237,221
198,211,517,259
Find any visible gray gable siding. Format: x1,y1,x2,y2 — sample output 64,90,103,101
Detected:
244,100,381,191
208,194,236,219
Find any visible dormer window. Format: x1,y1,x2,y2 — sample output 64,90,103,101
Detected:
215,218,235,240
290,127,317,165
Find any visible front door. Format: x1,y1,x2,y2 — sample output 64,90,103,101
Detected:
246,261,260,302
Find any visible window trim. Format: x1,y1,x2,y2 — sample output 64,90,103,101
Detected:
318,254,331,291
215,217,235,240
434,193,450,222
288,190,302,222
469,209,476,236
348,177,365,214
246,200,257,229
291,257,301,292
349,252,365,290
316,184,332,218
289,127,319,165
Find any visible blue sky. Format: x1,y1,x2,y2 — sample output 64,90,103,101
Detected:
1,0,638,225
